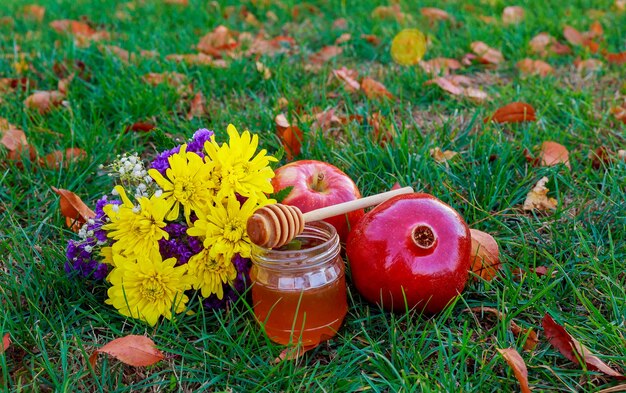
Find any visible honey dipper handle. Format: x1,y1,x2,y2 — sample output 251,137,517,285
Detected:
301,186,413,223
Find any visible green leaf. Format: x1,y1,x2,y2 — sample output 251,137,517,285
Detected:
269,186,294,203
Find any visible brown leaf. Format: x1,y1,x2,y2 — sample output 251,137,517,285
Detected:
24,91,65,114
165,53,226,67
371,4,405,22
516,58,554,77
273,344,317,363
309,45,343,65
246,35,295,57
470,307,538,351
89,335,164,368
418,58,462,75
0,77,36,92
49,19,109,46
1,127,28,152
426,75,489,102
502,6,525,25
512,266,552,279
102,45,134,63
430,147,458,163
332,67,360,91
361,34,381,46
539,141,570,169
23,5,46,22
51,187,95,231
542,314,625,379
523,177,557,211
126,122,156,133
1,333,10,354
588,146,613,169
335,33,352,45
275,113,290,130
471,41,504,65
469,229,501,281
485,102,536,123
529,33,555,56
361,78,394,100
197,25,238,58
42,148,87,169
186,91,206,120
596,384,626,393
142,72,191,96
563,26,585,46
497,348,531,393
421,7,451,22
589,21,604,38
575,58,603,73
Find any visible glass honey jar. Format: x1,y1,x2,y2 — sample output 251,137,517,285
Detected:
249,221,347,346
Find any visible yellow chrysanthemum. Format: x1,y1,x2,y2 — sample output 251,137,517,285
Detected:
204,124,277,203
187,196,258,258
187,248,237,299
102,186,169,257
105,249,191,326
148,144,215,223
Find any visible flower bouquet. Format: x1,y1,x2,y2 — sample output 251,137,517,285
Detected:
65,125,277,325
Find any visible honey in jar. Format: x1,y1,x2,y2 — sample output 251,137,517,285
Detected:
250,221,347,346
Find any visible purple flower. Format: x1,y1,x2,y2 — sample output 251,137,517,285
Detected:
65,239,109,280
149,128,214,175
158,222,203,265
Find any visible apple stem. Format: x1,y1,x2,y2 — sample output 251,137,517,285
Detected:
411,224,437,250
311,172,326,192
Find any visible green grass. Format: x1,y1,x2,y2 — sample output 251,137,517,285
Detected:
1,0,625,391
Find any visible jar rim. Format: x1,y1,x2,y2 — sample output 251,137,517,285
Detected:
250,220,340,269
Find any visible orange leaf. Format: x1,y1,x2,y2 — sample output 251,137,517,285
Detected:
1,333,10,354
42,148,86,169
502,6,525,25
1,127,28,152
23,5,46,22
426,75,489,102
187,91,206,120
335,33,351,45
165,53,225,67
575,58,603,73
418,58,462,75
51,187,95,232
273,344,317,363
516,58,554,77
604,51,626,64
361,78,394,100
470,41,504,65
469,229,501,281
197,25,238,58
361,34,381,46
278,126,303,161
371,4,405,22
523,177,557,211
529,33,554,56
24,91,65,114
332,67,360,91
90,335,164,368
485,102,536,123
275,113,290,130
542,314,625,379
497,348,531,393
430,147,458,164
539,141,570,169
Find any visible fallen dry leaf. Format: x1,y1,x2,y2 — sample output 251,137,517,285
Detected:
42,148,87,169
246,35,296,57
126,122,156,133
542,314,625,379
596,384,626,393
24,91,65,114
529,33,572,56
523,177,557,211
1,122,37,164
418,58,462,75
0,77,36,92
470,307,538,351
89,335,164,368
256,61,272,80
563,25,585,46
275,113,290,130
485,102,536,123
497,348,531,393
278,126,303,161
309,45,343,66
332,67,360,91
273,344,317,363
589,146,613,169
604,51,626,64
469,229,501,281
142,72,191,96
51,187,96,231
618,0,626,11
575,58,603,73
1,333,10,354
49,19,109,46
430,147,458,163
371,4,405,22
471,41,504,65
164,0,188,4
427,75,489,102
335,33,351,45
421,7,451,22
502,6,525,25
23,5,46,22
539,141,570,169
187,91,206,120
361,77,394,100
197,25,238,58
516,58,554,77
165,53,226,67
512,266,552,279
361,34,381,46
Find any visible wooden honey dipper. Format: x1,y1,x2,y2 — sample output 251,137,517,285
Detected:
247,186,414,248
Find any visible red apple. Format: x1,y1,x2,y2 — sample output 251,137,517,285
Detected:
346,193,472,313
272,160,364,242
